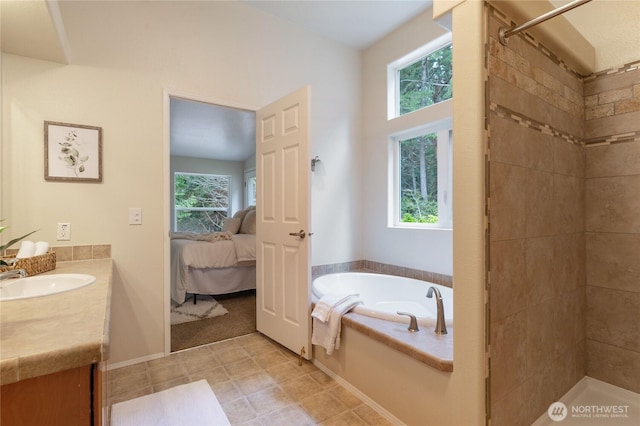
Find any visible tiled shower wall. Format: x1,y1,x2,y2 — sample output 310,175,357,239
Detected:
584,65,640,393
486,7,586,426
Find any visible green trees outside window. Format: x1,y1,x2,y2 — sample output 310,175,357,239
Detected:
174,173,230,233
396,43,452,225
398,44,452,115
400,133,439,224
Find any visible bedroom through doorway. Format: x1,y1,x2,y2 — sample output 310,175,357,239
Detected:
170,290,256,351
168,95,258,352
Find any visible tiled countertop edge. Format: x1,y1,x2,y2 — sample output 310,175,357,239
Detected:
340,311,453,372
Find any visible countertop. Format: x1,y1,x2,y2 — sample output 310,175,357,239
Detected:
0,259,112,385
311,300,453,372
342,311,453,372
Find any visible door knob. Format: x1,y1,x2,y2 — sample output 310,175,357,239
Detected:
288,230,306,239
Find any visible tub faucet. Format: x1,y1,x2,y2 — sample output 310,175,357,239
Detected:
426,287,448,335
397,312,419,332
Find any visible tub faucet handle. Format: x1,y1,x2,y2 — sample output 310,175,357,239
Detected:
397,312,419,332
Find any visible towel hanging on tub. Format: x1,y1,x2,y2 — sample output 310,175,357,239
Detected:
311,294,362,355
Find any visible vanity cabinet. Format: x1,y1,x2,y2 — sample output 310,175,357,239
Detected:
0,259,111,426
0,363,104,426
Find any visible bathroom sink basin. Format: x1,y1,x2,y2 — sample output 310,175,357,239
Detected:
0,274,96,301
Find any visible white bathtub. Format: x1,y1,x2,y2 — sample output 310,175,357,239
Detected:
312,272,453,327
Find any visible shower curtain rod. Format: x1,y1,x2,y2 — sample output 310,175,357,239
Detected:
498,0,592,45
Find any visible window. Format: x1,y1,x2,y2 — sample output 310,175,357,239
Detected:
244,169,256,207
392,122,452,229
174,172,230,233
388,33,452,119
388,33,453,230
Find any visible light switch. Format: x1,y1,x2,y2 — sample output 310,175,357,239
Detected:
129,208,142,225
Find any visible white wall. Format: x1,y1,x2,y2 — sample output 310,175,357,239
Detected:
362,8,453,275
1,0,362,365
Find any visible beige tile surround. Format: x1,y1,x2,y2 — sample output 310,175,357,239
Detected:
4,244,111,262
584,65,640,394
312,260,453,288
487,6,586,425
487,4,640,424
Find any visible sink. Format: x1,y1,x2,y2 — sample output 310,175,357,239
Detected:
0,274,96,301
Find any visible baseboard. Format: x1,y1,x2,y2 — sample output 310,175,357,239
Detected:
107,352,165,370
312,358,405,426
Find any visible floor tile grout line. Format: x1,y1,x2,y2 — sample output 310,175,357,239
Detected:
108,333,392,426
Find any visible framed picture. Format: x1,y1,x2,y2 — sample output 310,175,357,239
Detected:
44,121,102,182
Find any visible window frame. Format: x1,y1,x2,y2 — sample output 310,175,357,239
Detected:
387,32,453,120
173,172,231,232
389,118,453,230
244,168,256,208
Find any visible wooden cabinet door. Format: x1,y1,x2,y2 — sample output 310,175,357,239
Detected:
1,365,92,426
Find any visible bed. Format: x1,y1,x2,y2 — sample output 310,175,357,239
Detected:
170,207,256,304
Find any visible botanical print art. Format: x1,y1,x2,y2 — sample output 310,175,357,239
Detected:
45,122,102,182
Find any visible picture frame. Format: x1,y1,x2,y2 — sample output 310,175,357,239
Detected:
44,121,103,182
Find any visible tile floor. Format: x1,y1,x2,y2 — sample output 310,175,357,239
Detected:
109,332,394,425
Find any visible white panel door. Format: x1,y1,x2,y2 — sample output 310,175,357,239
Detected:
256,86,311,359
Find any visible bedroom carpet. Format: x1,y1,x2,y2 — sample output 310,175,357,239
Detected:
170,295,229,325
171,290,256,352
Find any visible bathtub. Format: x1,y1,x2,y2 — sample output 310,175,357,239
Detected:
312,272,453,327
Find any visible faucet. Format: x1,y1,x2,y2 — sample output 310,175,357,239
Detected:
0,269,27,282
426,287,448,335
397,312,419,332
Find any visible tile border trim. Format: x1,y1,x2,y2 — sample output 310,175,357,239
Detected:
311,260,453,289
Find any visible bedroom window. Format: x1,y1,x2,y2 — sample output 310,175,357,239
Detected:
391,120,452,229
174,172,230,233
244,168,256,207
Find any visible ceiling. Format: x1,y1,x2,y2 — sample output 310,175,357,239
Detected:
170,98,256,161
549,0,640,72
242,0,432,50
2,0,638,161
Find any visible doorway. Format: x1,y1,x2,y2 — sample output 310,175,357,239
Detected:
166,93,258,352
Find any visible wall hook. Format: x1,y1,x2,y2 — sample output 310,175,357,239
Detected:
311,156,321,172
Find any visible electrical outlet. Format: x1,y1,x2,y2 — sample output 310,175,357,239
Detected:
57,223,71,241
129,208,142,225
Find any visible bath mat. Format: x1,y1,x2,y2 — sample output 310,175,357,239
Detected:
171,296,228,325
111,380,230,426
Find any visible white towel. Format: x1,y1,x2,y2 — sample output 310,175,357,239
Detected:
312,295,362,355
111,380,230,426
16,241,36,259
34,241,49,256
311,293,359,323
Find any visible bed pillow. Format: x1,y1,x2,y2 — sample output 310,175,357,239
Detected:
239,209,256,234
232,208,250,223
222,218,242,234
